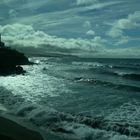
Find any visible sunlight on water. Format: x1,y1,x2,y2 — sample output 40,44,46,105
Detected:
0,57,140,140
0,62,71,103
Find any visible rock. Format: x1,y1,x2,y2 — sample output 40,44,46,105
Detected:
0,66,26,76
0,47,30,67
0,35,31,76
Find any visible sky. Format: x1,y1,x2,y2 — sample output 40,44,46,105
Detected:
0,0,140,58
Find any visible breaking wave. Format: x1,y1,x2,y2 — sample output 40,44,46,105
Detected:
114,72,140,81
74,77,140,92
0,86,140,140
0,57,140,140
102,70,140,81
72,61,140,81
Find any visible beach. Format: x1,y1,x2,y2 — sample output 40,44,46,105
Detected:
0,116,44,140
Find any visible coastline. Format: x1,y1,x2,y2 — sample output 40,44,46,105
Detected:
0,115,44,140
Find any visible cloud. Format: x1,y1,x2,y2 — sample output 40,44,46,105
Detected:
0,23,104,52
92,36,106,44
83,21,91,28
105,47,140,58
86,30,95,36
0,0,124,40
0,0,14,5
116,36,129,45
18,0,53,11
108,11,140,38
80,1,122,13
76,0,98,6
0,23,139,58
9,9,18,18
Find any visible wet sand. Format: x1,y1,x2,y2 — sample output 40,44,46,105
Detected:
0,116,44,140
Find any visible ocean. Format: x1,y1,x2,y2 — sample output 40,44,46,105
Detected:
0,56,140,140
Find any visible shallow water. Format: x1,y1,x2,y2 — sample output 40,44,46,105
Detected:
0,56,140,140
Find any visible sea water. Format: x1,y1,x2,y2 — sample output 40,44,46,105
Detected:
0,56,140,140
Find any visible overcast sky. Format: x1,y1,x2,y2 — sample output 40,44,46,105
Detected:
0,0,140,57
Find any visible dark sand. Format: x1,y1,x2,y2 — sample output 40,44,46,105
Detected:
0,116,44,140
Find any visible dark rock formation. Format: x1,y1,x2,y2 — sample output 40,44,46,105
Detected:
0,34,31,76
0,47,30,66
0,65,26,76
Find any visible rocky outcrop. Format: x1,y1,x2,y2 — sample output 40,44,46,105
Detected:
0,47,31,76
0,47,30,66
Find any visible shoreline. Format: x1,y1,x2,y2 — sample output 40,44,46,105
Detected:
0,115,44,140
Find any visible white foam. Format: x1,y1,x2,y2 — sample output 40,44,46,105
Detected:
56,121,137,140
0,103,7,111
0,58,71,103
72,61,104,68
106,101,140,124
